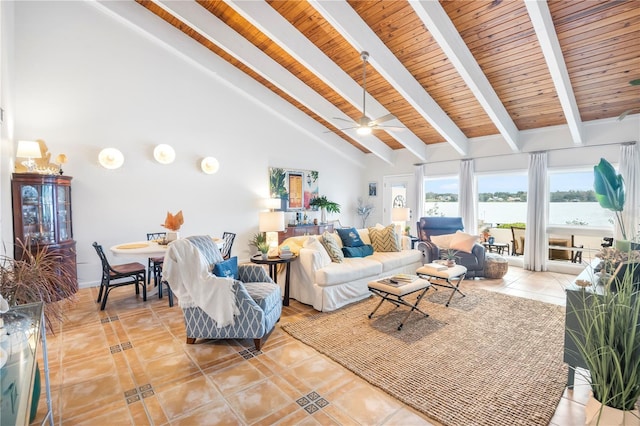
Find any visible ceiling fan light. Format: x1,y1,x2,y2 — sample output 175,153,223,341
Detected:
357,126,372,136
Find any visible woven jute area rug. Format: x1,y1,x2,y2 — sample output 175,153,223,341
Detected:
282,286,568,426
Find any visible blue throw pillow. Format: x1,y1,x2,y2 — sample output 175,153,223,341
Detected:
342,244,374,258
336,227,364,247
212,256,239,280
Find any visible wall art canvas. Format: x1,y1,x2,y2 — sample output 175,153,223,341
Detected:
269,167,319,211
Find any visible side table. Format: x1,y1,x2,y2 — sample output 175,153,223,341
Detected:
250,254,297,306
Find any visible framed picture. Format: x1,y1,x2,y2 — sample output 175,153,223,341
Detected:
368,182,377,197
269,167,319,211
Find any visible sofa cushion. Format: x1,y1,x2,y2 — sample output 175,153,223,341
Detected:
303,236,332,268
336,227,364,247
342,244,374,258
450,230,479,253
212,256,239,279
357,228,372,245
368,225,401,252
369,250,424,272
321,231,344,263
315,257,383,286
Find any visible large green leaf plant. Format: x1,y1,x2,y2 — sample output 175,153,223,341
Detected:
594,158,627,240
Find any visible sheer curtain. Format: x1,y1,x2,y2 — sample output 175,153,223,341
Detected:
619,142,639,241
524,152,548,271
414,163,425,229
459,159,477,233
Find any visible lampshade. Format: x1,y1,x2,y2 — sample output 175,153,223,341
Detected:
16,140,42,159
98,148,124,169
259,211,285,233
153,144,176,164
201,157,220,174
266,198,281,211
392,207,411,222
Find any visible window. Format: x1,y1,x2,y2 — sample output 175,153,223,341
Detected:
477,173,527,227
424,177,459,217
548,170,612,227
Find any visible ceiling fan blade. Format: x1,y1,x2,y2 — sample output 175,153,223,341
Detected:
323,125,358,133
369,113,396,125
332,117,356,124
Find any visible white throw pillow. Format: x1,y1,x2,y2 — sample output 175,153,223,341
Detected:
303,236,332,268
430,233,456,249
357,228,372,245
449,230,479,253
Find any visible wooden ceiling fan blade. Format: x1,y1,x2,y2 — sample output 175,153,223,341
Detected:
370,113,395,125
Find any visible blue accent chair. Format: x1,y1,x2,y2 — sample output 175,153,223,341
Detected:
179,236,282,350
416,217,486,278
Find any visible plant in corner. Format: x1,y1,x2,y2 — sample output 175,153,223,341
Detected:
309,195,340,224
0,239,77,331
593,158,634,249
567,262,640,425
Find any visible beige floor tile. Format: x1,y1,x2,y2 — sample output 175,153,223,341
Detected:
289,354,351,389
383,407,440,425
171,399,242,426
264,339,319,368
155,374,222,420
208,361,267,396
225,379,292,424
326,379,403,425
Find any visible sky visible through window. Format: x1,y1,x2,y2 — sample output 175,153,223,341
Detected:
427,172,594,193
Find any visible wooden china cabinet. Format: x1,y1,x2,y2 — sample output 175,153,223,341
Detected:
11,173,78,292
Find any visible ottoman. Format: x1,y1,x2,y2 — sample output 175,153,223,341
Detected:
485,253,508,279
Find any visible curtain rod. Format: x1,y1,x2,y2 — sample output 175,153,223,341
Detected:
413,140,637,166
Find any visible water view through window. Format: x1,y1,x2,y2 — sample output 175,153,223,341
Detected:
424,172,614,229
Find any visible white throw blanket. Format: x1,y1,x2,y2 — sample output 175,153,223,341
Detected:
162,239,239,328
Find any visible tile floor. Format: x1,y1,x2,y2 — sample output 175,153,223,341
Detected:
31,265,592,425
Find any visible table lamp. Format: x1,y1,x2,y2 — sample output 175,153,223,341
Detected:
392,207,411,236
259,211,285,257
16,140,42,172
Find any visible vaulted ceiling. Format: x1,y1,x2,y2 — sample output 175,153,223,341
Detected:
132,0,639,163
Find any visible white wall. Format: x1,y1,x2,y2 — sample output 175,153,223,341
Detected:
6,1,364,287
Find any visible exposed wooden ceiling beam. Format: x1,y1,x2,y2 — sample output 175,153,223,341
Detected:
226,0,427,162
410,1,522,153
525,0,584,146
310,0,470,156
94,0,368,167
155,0,395,164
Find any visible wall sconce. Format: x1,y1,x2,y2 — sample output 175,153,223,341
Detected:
98,148,124,169
259,211,285,257
392,207,411,235
16,140,42,172
153,144,175,164
201,157,219,174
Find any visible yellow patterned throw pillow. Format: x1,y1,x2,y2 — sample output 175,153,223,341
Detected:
320,231,344,263
368,225,401,252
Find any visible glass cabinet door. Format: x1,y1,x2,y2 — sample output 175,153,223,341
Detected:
56,185,72,241
18,183,55,244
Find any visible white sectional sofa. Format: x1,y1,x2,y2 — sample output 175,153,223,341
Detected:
276,227,424,312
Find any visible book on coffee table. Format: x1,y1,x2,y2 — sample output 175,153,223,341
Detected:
423,262,447,271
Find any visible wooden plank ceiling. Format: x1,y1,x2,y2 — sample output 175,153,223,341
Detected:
135,0,639,161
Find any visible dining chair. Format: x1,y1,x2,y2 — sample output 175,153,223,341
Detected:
220,232,236,260
146,232,166,286
92,242,146,310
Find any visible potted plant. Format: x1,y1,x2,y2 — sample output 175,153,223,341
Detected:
0,240,77,330
441,249,459,267
249,233,269,259
309,195,340,224
567,262,640,425
593,158,631,249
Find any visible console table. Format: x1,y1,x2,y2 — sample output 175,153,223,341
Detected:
277,223,334,244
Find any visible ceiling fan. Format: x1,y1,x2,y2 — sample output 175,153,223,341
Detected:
332,51,404,136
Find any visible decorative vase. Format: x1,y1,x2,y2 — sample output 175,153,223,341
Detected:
320,207,327,224
488,236,495,244
584,394,640,425
447,260,455,267
166,231,179,242
615,239,631,252
261,252,268,260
